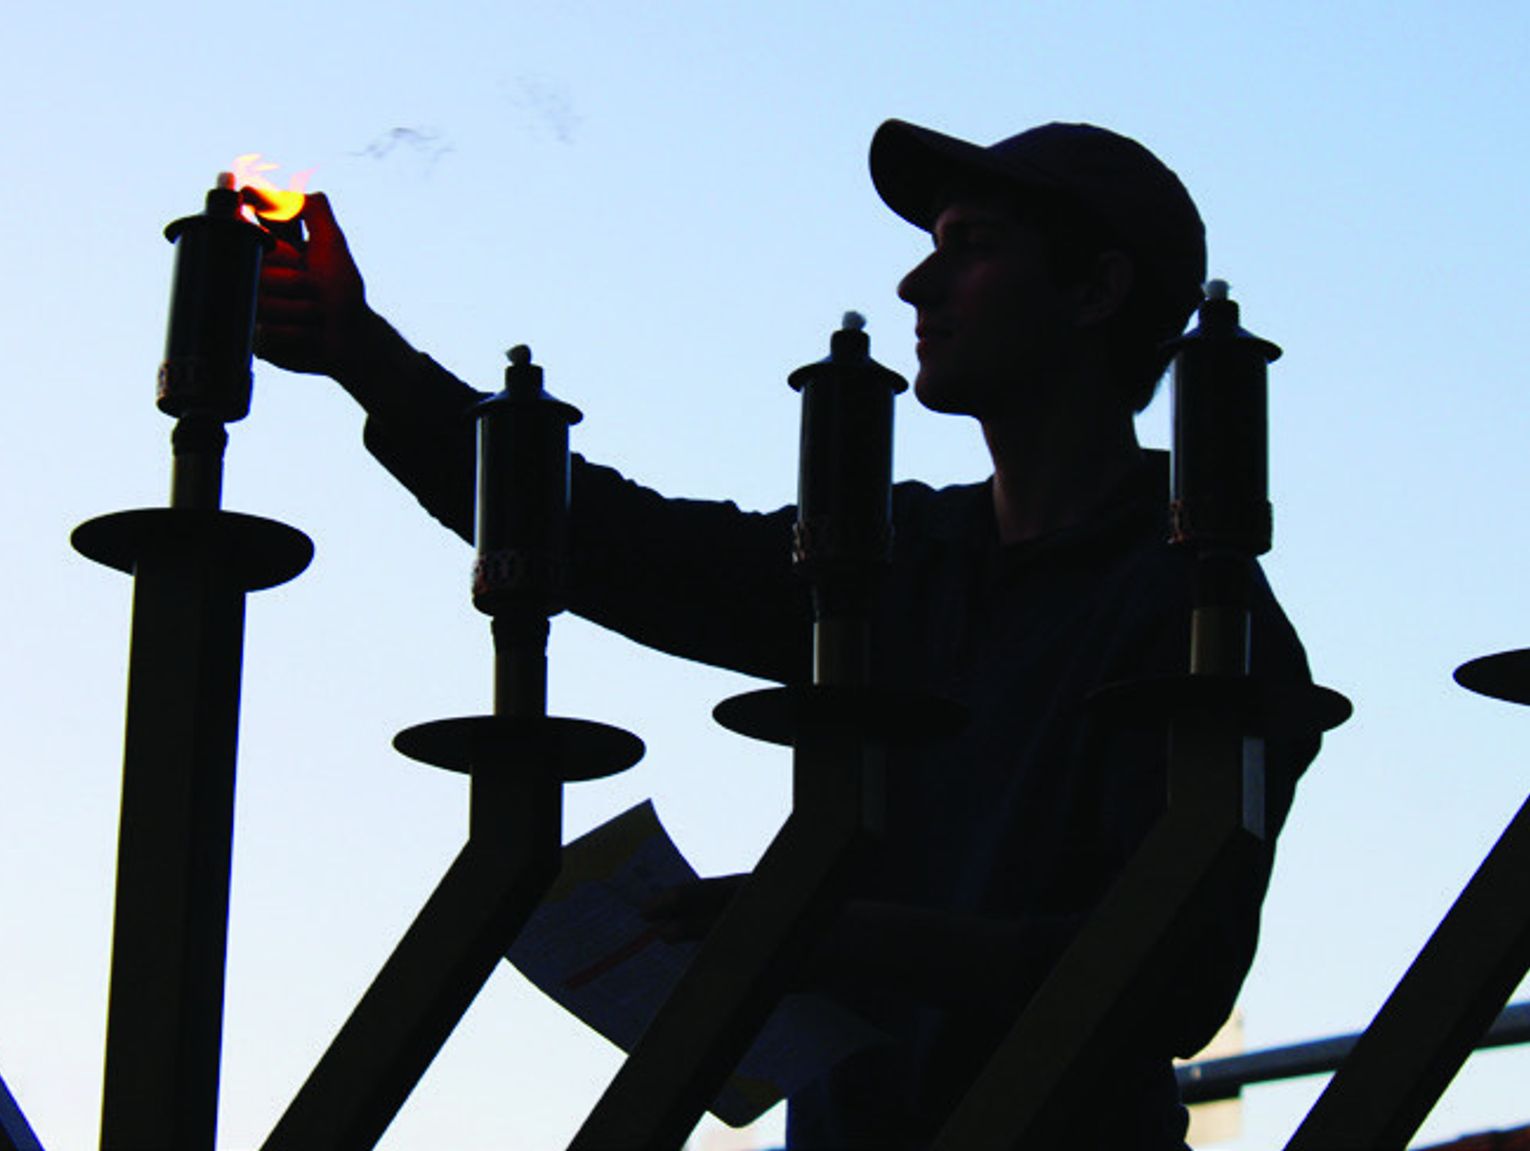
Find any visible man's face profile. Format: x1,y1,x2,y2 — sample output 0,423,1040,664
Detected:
897,197,1074,422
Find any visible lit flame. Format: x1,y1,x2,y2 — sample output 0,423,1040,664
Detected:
229,153,311,225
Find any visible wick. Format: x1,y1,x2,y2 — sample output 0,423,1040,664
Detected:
216,171,236,191
1204,279,1230,301
507,345,533,367
841,310,867,332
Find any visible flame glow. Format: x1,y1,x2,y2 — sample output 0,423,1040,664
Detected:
229,153,311,225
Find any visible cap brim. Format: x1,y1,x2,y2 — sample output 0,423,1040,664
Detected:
869,119,1061,231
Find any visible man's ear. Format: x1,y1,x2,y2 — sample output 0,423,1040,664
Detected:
1072,249,1134,328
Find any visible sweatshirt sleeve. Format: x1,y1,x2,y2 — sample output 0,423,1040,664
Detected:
360,349,483,542
360,354,811,684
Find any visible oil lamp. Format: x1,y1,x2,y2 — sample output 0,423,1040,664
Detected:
75,166,315,1151
787,311,907,686
1170,280,1281,677
1169,279,1279,558
159,173,270,427
472,345,582,716
158,159,308,509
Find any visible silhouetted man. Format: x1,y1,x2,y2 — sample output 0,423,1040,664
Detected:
257,118,1318,1149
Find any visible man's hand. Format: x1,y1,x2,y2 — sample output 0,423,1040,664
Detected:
255,193,373,379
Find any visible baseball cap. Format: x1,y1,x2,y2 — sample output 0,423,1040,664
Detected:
869,119,1207,331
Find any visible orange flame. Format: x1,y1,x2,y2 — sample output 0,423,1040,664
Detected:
229,153,311,225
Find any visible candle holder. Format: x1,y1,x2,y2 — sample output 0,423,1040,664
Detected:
1170,280,1276,560
1094,281,1350,739
788,311,903,685
262,347,641,1151
157,173,275,510
571,314,961,1151
933,283,1349,1151
158,174,269,424
718,312,962,734
72,175,312,1151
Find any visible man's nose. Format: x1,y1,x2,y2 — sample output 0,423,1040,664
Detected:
897,251,941,306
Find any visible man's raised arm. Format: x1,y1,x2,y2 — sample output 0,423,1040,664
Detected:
255,192,482,538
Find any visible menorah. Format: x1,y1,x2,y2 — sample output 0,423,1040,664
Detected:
0,173,1517,1151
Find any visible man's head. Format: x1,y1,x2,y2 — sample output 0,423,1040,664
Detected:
870,119,1206,415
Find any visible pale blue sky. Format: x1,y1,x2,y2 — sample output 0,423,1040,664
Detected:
3,3,1529,1148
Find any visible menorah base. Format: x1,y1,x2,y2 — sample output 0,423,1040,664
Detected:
713,684,966,748
1455,648,1530,705
74,504,311,1151
393,715,644,780
1088,674,1352,735
73,507,312,589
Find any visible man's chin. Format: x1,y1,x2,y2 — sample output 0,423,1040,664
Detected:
913,372,977,416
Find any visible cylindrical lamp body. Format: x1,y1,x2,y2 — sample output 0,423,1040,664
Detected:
158,186,270,423
1170,290,1280,556
789,321,906,614
471,356,582,619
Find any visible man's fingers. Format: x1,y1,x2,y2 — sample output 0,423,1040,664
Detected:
256,293,321,323
300,192,346,254
262,240,307,270
254,320,316,344
259,264,319,299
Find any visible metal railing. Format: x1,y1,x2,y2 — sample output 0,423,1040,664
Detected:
1178,1000,1530,1105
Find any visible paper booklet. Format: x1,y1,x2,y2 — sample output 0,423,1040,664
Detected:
506,801,885,1127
